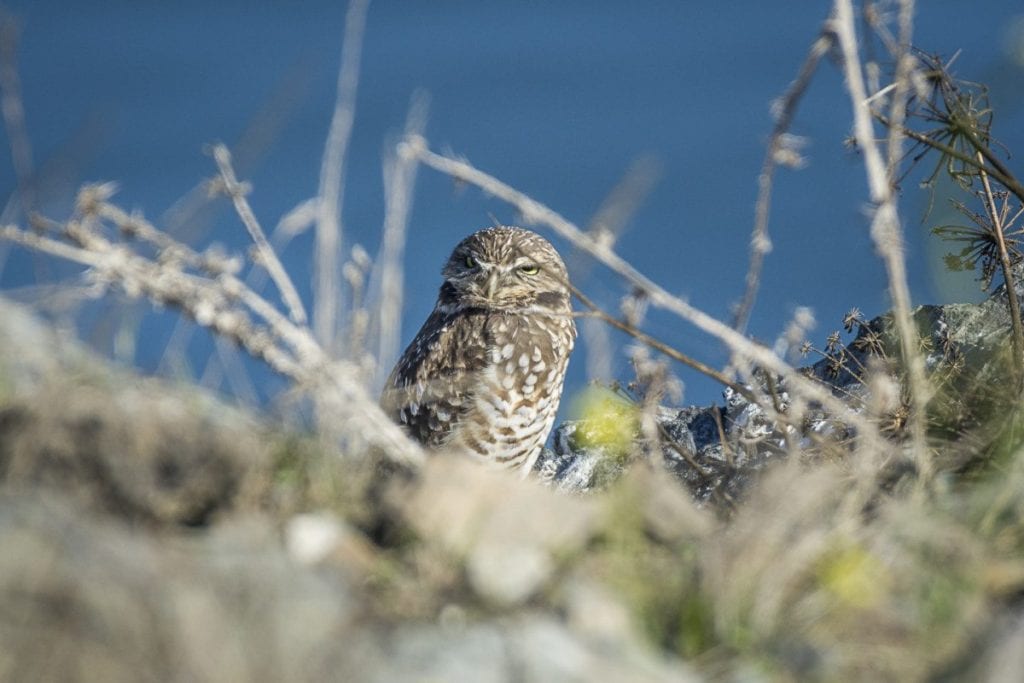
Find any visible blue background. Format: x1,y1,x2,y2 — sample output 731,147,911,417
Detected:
1,1,1023,412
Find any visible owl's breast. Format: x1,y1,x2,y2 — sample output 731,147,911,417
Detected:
450,312,573,471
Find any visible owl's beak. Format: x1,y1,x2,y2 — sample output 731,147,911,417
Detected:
484,270,501,300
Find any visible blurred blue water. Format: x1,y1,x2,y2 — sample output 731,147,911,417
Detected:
1,1,1022,411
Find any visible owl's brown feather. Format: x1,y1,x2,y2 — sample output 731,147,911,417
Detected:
381,226,576,473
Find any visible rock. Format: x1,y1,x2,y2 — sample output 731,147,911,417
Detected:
285,511,381,583
506,615,697,683
286,512,346,564
0,386,268,526
396,456,599,606
542,295,1018,502
352,622,510,683
0,298,272,527
338,614,698,683
467,539,554,607
0,492,357,682
562,577,636,646
970,610,1024,683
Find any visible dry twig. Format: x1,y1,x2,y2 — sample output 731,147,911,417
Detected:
735,33,831,333
212,144,308,325
831,0,931,480
314,0,370,349
978,150,1024,376
570,283,756,403
370,91,428,386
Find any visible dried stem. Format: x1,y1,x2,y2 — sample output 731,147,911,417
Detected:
570,283,756,403
832,0,931,481
200,334,260,406
970,133,1024,204
372,91,428,386
314,0,370,349
578,158,660,381
883,0,916,174
212,144,308,325
977,150,1024,377
735,32,831,333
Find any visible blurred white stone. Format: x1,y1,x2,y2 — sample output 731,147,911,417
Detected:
468,540,554,607
981,611,1024,683
564,578,634,645
286,513,343,565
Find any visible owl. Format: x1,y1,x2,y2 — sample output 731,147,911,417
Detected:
381,226,576,475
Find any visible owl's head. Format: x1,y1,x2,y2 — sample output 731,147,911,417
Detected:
439,226,572,313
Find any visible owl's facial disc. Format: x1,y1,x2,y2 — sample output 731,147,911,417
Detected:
444,257,532,307
439,227,572,312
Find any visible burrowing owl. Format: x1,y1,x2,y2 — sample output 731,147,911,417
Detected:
381,226,576,474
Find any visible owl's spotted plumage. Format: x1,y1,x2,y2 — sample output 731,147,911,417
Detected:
381,226,576,474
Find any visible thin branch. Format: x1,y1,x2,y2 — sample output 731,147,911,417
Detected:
735,32,831,333
212,143,308,324
157,196,316,378
1,223,107,269
200,334,261,406
372,91,428,387
570,283,757,404
964,125,1024,205
314,0,370,349
884,0,916,174
832,0,931,481
977,150,1024,377
711,403,735,467
588,156,660,244
576,157,660,381
876,112,1024,203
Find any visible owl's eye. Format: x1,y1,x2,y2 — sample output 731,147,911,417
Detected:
518,264,539,275
464,255,477,269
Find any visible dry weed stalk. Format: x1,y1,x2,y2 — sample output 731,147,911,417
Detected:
569,283,753,402
576,157,660,383
369,91,428,386
211,144,308,326
735,33,830,333
977,151,1024,373
314,0,370,350
832,0,932,482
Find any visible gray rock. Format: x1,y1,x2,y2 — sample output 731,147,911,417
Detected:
541,295,1017,503
357,622,511,683
0,492,357,682
0,297,273,527
396,456,599,607
341,614,698,683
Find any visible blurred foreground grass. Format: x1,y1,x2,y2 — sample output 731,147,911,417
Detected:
4,296,1024,681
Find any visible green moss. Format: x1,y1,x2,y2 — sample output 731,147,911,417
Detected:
815,542,890,610
570,386,639,459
